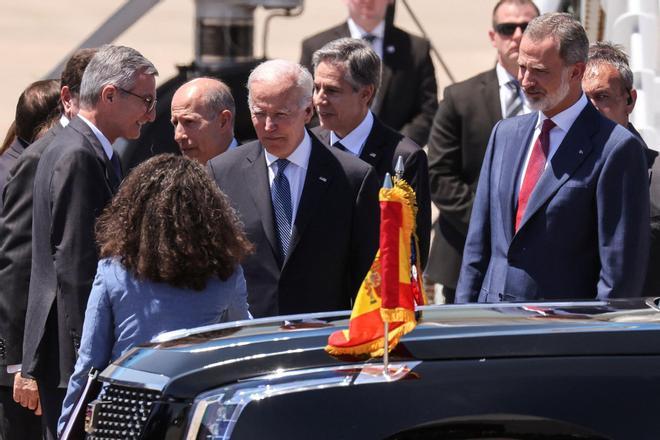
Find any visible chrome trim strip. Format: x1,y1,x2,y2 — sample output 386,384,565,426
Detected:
99,364,170,391
151,310,351,343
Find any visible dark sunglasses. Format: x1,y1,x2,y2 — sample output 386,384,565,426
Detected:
494,22,529,36
117,86,157,113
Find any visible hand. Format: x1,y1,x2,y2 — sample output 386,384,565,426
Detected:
13,373,42,416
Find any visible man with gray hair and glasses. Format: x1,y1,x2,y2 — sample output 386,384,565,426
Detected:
456,14,649,303
310,37,430,268
171,77,238,164
22,44,157,438
208,59,379,318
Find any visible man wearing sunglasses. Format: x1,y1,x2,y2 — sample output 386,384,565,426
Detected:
426,0,539,304
23,45,157,439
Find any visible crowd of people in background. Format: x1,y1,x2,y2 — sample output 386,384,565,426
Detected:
0,0,657,438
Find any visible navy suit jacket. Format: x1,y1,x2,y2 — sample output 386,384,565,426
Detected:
456,102,650,302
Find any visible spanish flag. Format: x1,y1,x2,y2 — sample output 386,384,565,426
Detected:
326,176,426,357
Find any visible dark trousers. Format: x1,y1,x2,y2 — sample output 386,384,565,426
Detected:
0,385,42,440
37,382,66,440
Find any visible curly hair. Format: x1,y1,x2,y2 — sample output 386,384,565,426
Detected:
96,154,253,290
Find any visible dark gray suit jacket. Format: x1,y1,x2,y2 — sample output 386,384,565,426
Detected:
300,22,438,147
22,117,120,387
312,116,431,268
0,126,62,384
426,68,502,289
0,138,28,211
207,134,380,318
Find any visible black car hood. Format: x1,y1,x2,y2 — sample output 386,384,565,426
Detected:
101,299,660,399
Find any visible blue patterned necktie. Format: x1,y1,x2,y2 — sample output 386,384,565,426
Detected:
271,159,292,262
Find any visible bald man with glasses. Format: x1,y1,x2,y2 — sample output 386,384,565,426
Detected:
425,0,539,304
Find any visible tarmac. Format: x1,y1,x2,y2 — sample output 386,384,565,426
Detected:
0,0,499,136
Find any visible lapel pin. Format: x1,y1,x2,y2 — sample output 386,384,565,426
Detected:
369,152,377,158
578,149,583,155
319,176,327,182
386,45,395,54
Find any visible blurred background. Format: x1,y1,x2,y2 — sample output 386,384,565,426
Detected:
0,0,498,137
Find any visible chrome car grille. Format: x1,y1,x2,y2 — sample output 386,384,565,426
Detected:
87,384,160,440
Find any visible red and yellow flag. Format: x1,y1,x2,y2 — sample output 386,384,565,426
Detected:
326,177,426,357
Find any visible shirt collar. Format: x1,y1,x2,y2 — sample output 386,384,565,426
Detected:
347,18,385,40
495,62,517,87
77,114,114,160
330,111,374,156
60,115,70,127
536,93,588,133
264,129,312,171
228,137,239,150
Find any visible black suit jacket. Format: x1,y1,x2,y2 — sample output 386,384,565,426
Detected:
22,117,120,387
312,116,431,268
300,22,438,147
426,68,502,289
0,138,28,211
207,134,380,318
0,126,62,383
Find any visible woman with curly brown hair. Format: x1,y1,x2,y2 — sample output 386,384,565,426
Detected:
58,154,253,434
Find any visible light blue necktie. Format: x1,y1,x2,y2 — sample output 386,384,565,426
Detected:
271,159,292,262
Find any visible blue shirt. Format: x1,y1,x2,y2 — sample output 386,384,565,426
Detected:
58,258,250,434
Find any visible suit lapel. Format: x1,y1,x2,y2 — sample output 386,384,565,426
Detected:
499,113,537,242
68,117,121,192
284,136,332,267
244,144,279,259
483,69,503,124
359,117,385,169
516,104,598,232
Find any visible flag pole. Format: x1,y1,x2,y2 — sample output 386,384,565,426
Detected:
382,172,394,378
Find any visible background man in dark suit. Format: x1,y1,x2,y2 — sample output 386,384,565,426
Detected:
0,49,95,439
300,0,437,147
208,59,379,318
310,37,430,268
22,45,157,439
582,41,660,295
171,77,238,164
426,0,539,303
456,13,649,303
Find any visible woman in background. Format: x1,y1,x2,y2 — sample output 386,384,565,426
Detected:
0,79,60,209
58,154,253,435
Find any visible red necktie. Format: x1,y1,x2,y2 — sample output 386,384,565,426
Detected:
515,118,556,231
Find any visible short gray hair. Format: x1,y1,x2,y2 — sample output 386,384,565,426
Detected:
79,45,158,108
586,41,633,91
524,13,589,65
197,77,236,118
311,38,381,104
247,59,313,110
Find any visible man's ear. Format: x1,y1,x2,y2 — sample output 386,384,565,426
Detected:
100,85,116,105
219,109,233,129
361,84,375,105
571,62,586,82
303,102,314,124
626,88,637,114
61,86,72,111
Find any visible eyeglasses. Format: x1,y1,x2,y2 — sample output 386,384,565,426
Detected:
494,22,529,36
117,86,157,113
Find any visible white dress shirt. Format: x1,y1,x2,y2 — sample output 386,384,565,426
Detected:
347,18,385,59
264,130,312,227
517,93,589,192
496,63,531,118
78,114,114,161
329,111,374,157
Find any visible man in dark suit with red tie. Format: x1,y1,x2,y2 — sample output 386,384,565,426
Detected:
456,13,649,303
310,37,431,268
300,0,437,147
22,45,157,439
